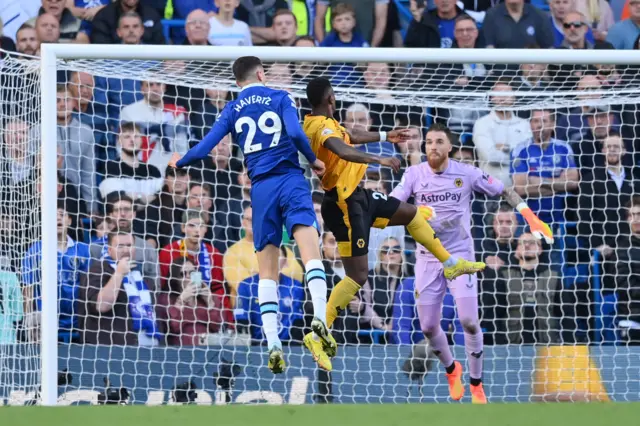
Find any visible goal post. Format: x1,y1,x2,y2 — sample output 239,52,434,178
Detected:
31,43,640,406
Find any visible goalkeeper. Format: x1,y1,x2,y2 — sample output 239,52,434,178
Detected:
302,77,485,367
390,123,553,404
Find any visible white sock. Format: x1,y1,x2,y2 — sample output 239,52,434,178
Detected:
305,259,327,325
258,279,280,349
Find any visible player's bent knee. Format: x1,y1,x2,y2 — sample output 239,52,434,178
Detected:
388,202,417,227
460,317,480,334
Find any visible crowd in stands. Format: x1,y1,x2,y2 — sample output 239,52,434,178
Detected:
2,0,640,350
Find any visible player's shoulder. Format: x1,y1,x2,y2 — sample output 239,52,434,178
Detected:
449,159,482,176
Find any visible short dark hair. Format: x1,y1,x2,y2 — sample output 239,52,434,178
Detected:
531,108,556,122
331,3,356,21
119,121,140,135
16,23,35,35
627,195,640,215
57,199,68,213
232,56,263,82
306,77,333,108
426,122,454,144
105,191,134,215
189,181,211,195
272,9,296,24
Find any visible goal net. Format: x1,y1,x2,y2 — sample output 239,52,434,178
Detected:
1,45,639,405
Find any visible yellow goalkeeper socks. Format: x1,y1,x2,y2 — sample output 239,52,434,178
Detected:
406,210,451,263
326,276,361,328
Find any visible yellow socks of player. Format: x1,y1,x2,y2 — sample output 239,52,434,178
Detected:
406,210,451,263
326,276,361,328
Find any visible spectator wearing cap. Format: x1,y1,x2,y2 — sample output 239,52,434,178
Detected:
405,0,465,48
90,0,165,44
315,0,389,47
27,0,81,43
482,0,554,48
606,0,640,49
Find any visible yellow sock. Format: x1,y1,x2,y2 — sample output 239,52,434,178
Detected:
406,210,451,263
326,276,361,328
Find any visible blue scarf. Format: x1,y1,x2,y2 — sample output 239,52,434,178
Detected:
179,240,212,285
104,253,162,343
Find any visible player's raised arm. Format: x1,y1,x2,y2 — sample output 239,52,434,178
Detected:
501,186,554,244
347,128,413,145
170,107,232,169
324,137,401,173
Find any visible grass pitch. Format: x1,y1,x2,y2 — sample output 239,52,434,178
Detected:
3,403,639,426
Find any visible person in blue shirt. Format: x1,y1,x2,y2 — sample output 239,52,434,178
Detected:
170,55,334,374
235,246,306,343
511,109,580,225
21,201,91,343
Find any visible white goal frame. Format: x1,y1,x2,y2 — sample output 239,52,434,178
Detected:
39,43,640,406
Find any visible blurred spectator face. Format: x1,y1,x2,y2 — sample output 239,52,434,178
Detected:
183,217,206,245
42,0,65,19
435,0,456,15
364,63,391,89
141,81,165,106
36,13,60,43
629,203,640,236
56,88,74,122
68,72,95,107
118,128,142,156
266,63,293,91
185,9,210,44
205,88,228,107
322,232,338,261
187,184,213,212
454,18,478,48
16,27,40,55
587,111,612,139
563,12,587,45
396,126,422,155
577,75,601,101
490,83,516,110
549,0,571,21
505,0,524,8
530,110,554,143
602,135,624,166
520,63,546,81
344,105,371,133
241,206,253,239
425,129,453,170
166,170,189,195
452,148,475,165
516,233,542,260
215,0,239,14
332,11,355,35
630,0,640,21
108,233,136,261
273,13,297,45
294,38,316,48
493,210,517,243
212,134,232,168
56,207,71,238
117,15,144,45
3,120,29,154
109,199,135,229
379,238,402,269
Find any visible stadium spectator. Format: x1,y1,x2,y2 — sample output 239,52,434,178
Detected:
27,0,81,43
404,0,464,48
571,105,618,173
158,257,230,346
516,61,548,92
120,79,191,172
321,4,369,48
0,119,37,188
252,9,300,47
235,245,305,343
556,75,607,141
188,87,229,141
0,256,22,344
549,0,594,47
1,25,41,118
56,165,87,242
472,79,532,186
499,232,560,344
183,181,216,244
148,166,189,248
207,0,252,46
22,201,90,343
482,0,554,48
67,71,109,149
81,227,164,346
292,36,320,85
14,24,39,55
34,13,61,44
605,196,640,343
578,135,640,254
158,209,224,294
99,122,164,205
89,192,159,282
511,109,580,224
223,206,304,306
266,62,294,92
68,0,110,44
606,0,640,49
480,204,519,270
574,0,615,41
184,9,211,45
344,103,396,159
90,0,165,44
396,123,424,169
315,0,389,46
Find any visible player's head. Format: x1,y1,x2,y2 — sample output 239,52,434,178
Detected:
56,200,71,239
306,77,336,113
425,123,453,170
232,56,266,87
182,209,206,244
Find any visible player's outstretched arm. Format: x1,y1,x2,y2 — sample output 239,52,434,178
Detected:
324,137,400,172
348,128,412,145
171,109,232,169
501,186,554,244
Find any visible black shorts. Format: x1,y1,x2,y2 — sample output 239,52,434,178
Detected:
322,186,401,258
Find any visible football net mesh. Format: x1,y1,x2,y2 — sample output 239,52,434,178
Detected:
1,48,639,404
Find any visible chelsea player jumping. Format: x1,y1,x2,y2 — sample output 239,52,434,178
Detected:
169,56,335,374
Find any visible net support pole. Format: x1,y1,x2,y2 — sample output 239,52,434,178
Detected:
40,43,60,407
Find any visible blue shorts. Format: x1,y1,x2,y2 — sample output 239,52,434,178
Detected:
250,172,318,252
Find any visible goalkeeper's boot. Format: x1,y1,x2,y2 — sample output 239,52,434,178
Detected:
446,361,465,401
303,332,333,371
311,317,338,358
268,346,286,374
470,383,488,404
443,257,486,280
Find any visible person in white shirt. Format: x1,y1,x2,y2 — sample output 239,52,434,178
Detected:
472,79,532,186
208,0,252,46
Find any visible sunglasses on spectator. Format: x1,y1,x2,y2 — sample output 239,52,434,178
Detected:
381,245,402,254
563,21,585,29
